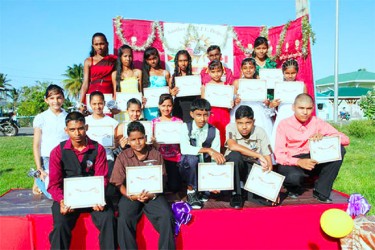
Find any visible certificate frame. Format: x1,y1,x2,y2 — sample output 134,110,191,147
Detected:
309,136,342,164
87,125,115,148
143,87,169,108
154,121,183,144
175,75,202,97
274,81,305,103
86,94,113,113
244,164,285,202
64,176,106,209
126,165,163,196
116,92,142,111
238,79,267,101
123,121,153,144
259,68,283,89
197,162,234,192
204,84,234,108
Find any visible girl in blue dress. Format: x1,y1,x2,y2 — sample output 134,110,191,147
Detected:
141,47,171,120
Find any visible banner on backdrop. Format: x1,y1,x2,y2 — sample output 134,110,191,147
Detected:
162,23,233,74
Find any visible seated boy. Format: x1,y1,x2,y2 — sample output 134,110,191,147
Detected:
179,98,225,209
275,93,350,203
47,111,116,249
225,105,272,208
110,121,175,250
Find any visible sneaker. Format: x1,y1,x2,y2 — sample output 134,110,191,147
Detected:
230,194,244,209
313,190,333,204
187,192,203,209
287,192,299,199
199,192,209,202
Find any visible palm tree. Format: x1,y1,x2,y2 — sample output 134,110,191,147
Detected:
62,64,83,100
0,73,12,89
7,88,20,111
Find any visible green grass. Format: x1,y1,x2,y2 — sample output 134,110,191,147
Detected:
0,121,374,215
0,136,34,194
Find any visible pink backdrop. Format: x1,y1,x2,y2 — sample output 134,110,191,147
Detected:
113,16,315,97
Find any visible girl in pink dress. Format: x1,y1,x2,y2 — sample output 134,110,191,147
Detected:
79,33,116,108
152,94,182,193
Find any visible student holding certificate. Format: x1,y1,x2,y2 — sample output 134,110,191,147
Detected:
170,50,199,122
110,122,176,250
47,112,116,249
225,105,273,208
179,98,225,209
274,94,350,203
152,94,183,193
201,60,240,149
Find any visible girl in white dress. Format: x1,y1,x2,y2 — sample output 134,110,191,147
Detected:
230,58,273,137
270,59,307,149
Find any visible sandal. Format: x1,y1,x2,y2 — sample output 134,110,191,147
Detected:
32,182,42,195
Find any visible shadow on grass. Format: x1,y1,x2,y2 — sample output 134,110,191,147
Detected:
0,168,14,176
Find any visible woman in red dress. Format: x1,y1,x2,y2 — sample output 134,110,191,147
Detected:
79,33,117,108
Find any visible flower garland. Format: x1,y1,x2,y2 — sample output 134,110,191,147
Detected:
260,26,269,39
301,15,316,58
114,16,158,51
271,20,292,60
114,16,315,59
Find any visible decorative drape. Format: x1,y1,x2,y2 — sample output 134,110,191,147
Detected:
113,16,315,97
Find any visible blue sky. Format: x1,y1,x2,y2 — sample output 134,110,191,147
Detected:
1,0,374,89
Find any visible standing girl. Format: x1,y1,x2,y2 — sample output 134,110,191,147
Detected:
271,59,307,148
230,58,273,135
170,50,198,122
252,36,277,74
202,60,239,149
142,47,171,120
112,44,142,122
79,33,116,109
152,94,182,193
33,85,69,198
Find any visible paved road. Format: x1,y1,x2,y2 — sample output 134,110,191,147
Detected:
0,127,33,137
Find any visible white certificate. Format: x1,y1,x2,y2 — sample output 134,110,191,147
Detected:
123,121,153,144
143,87,169,108
116,92,142,111
244,164,285,202
259,68,283,89
126,165,163,196
175,75,202,97
154,121,183,144
86,94,113,113
238,79,267,101
198,162,234,192
87,125,114,148
64,176,106,209
204,84,234,108
274,81,305,103
309,136,342,163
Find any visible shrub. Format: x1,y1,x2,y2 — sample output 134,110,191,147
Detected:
346,120,374,138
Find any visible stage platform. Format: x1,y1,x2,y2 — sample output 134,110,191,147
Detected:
0,189,348,249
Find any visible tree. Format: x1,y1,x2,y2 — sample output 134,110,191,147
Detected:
0,73,12,89
359,87,375,120
7,88,20,111
17,81,49,116
62,64,83,100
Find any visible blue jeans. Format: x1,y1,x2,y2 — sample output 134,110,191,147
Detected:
36,157,52,199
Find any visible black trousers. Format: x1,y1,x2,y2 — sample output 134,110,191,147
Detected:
225,151,254,195
49,201,116,250
172,96,197,123
165,159,182,193
117,195,176,250
278,146,346,197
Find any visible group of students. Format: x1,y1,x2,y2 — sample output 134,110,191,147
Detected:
31,32,350,250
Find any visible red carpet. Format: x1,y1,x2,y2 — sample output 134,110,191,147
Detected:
0,189,348,249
